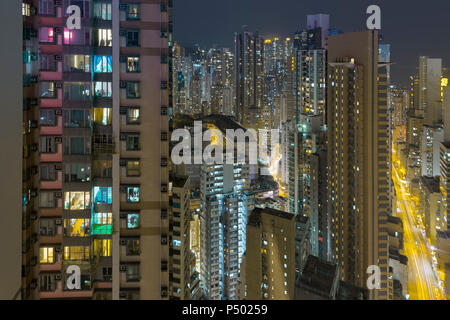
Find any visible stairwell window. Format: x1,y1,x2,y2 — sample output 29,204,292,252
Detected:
126,4,140,20
126,82,141,99
126,107,140,124
127,187,140,203
127,56,140,73
126,30,140,47
126,134,140,151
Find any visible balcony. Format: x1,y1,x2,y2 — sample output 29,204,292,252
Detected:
93,135,115,154
40,116,63,136
40,143,62,163
40,170,63,190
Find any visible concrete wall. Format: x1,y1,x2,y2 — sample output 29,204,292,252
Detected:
0,0,22,300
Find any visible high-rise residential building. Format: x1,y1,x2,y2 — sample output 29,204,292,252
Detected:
169,175,199,300
200,154,253,300
235,26,265,129
327,30,391,299
245,207,296,300
419,56,443,126
281,14,330,261
19,0,173,300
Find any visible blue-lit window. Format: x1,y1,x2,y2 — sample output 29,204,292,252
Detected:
173,202,180,209
173,240,181,247
93,186,112,204
127,187,140,203
127,213,139,229
94,56,112,73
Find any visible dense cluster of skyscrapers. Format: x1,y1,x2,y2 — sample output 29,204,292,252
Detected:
1,1,449,301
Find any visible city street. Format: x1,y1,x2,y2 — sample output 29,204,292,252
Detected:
392,146,445,300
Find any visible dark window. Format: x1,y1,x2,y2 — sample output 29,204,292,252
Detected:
126,30,139,47
40,109,56,126
126,134,140,151
126,82,140,99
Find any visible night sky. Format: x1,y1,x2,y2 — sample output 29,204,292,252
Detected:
174,0,450,86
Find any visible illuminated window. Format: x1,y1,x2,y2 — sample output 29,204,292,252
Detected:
126,107,140,124
96,29,112,47
40,81,56,98
93,81,112,97
39,27,56,43
93,186,112,204
94,56,112,73
93,239,111,257
40,247,54,264
92,212,113,235
127,4,140,20
126,160,140,177
22,3,31,16
64,55,90,72
64,246,90,261
64,191,90,210
93,107,112,125
127,187,140,203
127,213,139,229
127,56,140,73
64,218,90,237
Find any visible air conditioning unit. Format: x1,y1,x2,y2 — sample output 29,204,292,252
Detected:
120,212,128,219
120,265,127,272
119,81,127,88
54,245,62,253
31,144,38,152
55,164,62,171
103,275,112,281
120,239,128,246
55,219,62,225
119,291,128,298
30,190,37,197
161,132,168,141
119,55,127,63
55,0,62,7
161,184,168,193
55,191,62,198
30,212,38,220
55,274,62,280
161,158,168,167
55,27,63,34
161,234,167,245
55,55,62,61
54,137,62,144
55,81,63,89
54,109,63,116
161,106,168,115
161,209,167,219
